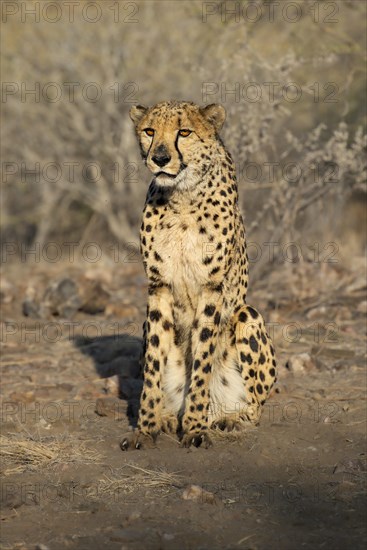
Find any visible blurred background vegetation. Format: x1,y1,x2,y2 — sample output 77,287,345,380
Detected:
1,0,366,277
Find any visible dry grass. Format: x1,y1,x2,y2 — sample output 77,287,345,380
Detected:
0,433,102,476
92,463,184,497
210,427,251,442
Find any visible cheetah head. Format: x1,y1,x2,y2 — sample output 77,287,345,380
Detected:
129,101,226,188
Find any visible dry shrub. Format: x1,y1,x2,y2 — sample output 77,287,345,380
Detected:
1,0,366,272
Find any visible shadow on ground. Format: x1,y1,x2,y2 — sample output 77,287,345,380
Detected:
73,333,143,426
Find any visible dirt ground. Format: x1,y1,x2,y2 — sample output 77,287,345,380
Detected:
1,255,366,550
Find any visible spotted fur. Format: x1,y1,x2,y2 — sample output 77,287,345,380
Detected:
122,101,277,450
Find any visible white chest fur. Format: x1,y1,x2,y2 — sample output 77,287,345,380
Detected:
151,210,209,289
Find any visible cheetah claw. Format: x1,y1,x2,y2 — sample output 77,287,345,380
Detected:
180,432,213,449
120,430,159,451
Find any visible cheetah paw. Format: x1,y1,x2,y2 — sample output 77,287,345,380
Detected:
212,418,242,432
120,430,159,451
180,432,213,449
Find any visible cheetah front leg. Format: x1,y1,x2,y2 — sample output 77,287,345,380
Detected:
181,289,222,448
121,285,174,450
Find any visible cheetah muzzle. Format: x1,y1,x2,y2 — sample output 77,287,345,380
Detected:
121,101,277,450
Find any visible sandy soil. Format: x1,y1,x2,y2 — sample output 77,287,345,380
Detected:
1,258,366,550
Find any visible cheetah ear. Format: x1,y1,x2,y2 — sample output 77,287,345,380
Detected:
129,105,148,125
200,104,226,132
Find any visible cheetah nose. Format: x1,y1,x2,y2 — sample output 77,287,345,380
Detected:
152,145,171,168
152,153,171,168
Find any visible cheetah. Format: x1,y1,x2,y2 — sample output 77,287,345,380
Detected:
121,101,276,450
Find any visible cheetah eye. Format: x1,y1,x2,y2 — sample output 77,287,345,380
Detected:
144,128,155,137
178,129,192,137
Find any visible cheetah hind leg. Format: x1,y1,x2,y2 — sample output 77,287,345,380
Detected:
233,304,277,424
